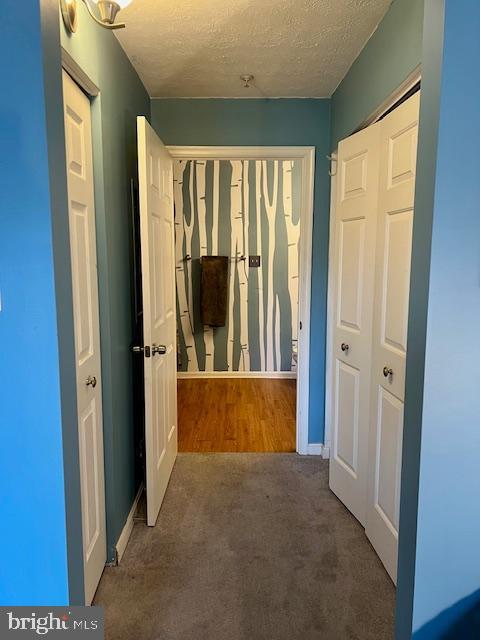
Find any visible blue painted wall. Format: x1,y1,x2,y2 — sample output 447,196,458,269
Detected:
331,0,425,148
0,0,152,601
401,0,480,636
414,588,480,639
397,1,480,637
396,0,444,635
151,98,331,444
5,2,477,626
60,3,151,562
0,0,70,604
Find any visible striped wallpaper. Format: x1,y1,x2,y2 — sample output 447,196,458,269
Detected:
174,159,302,372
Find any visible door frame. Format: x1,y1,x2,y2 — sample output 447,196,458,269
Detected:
167,145,315,455
324,69,422,453
61,48,110,598
61,57,108,605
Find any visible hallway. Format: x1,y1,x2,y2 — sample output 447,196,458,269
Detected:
94,455,395,640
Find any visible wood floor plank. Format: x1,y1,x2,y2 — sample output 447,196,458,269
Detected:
177,378,297,452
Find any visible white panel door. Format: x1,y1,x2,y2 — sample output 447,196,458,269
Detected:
329,122,381,525
365,92,420,582
62,71,106,604
137,117,177,527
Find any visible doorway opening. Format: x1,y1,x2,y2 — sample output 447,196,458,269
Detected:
168,147,314,454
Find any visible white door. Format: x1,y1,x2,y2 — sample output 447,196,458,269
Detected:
365,93,420,582
137,117,177,527
62,71,106,604
329,122,381,525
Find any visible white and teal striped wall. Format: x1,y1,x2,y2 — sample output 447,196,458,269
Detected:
174,158,302,373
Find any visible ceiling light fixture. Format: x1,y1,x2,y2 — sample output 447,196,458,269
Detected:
240,74,254,89
60,0,132,33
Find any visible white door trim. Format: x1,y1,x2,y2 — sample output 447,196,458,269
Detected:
62,70,107,604
167,145,315,455
324,73,422,453
61,47,99,98
323,167,337,455
359,66,421,131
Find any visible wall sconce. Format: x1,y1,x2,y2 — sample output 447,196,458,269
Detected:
60,0,132,32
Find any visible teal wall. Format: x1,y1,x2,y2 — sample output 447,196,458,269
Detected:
331,0,425,148
151,99,331,444
60,3,150,562
175,159,302,373
398,0,480,637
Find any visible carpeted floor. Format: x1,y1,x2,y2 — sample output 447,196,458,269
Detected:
94,454,395,640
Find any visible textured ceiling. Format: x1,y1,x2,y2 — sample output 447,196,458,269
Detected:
115,0,392,98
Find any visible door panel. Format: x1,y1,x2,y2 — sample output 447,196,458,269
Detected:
62,70,106,604
153,356,166,467
374,388,404,534
329,122,381,526
342,151,367,199
337,218,365,331
335,360,360,475
382,211,413,356
71,202,94,363
388,124,418,189
80,399,100,558
366,92,420,583
137,117,177,527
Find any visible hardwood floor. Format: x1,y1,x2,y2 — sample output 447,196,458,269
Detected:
177,378,296,452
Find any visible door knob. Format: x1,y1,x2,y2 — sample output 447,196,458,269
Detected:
131,345,144,353
383,367,393,379
152,344,167,356
86,375,97,388
341,343,349,352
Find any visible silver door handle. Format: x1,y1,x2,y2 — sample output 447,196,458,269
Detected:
341,343,349,352
383,367,393,378
131,345,144,353
86,375,97,388
152,344,167,356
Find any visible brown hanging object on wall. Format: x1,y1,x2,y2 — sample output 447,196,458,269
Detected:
200,256,229,327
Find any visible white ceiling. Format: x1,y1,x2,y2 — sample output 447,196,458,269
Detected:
115,0,392,98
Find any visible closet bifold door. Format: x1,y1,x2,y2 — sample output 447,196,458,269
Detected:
365,92,420,583
329,122,381,526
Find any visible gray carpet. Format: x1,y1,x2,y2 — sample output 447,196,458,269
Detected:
94,454,395,640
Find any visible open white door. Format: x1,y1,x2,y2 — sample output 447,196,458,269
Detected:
62,71,107,603
365,93,420,582
329,122,381,525
137,117,177,527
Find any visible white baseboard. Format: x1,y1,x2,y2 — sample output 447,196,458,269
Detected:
299,443,330,458
116,483,143,564
306,443,323,456
177,371,297,380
